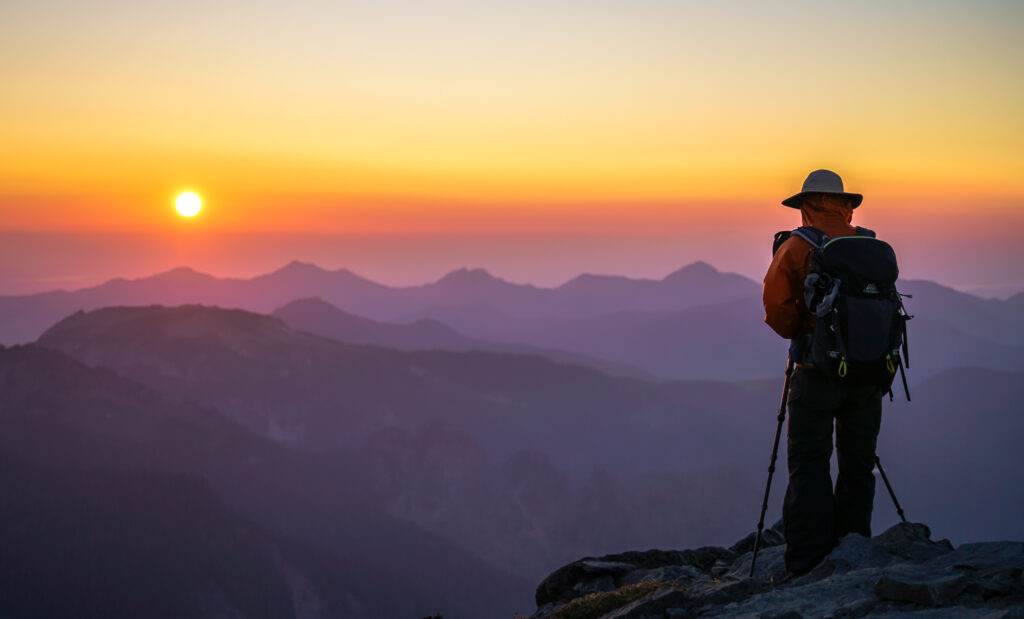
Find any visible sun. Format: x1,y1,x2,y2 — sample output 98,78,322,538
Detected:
175,192,202,217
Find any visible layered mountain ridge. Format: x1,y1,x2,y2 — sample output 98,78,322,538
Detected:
4,262,1023,616
6,260,1023,383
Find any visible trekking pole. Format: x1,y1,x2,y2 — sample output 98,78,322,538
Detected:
750,357,795,577
875,454,906,523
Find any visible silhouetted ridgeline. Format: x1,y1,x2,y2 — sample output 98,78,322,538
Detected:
4,261,1022,382
3,291,1023,616
273,296,656,380
0,261,756,345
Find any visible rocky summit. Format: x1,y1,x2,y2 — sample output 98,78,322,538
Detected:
530,522,1024,618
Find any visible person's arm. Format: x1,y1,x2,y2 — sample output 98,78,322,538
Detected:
762,238,808,339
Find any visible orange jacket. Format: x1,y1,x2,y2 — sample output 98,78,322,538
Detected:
763,195,858,339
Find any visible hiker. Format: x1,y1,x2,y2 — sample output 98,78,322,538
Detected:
762,169,888,575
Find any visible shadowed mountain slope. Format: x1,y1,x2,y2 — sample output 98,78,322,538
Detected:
356,422,760,580
899,279,1024,346
14,307,1024,614
36,304,773,474
274,296,475,350
875,366,1024,544
0,344,532,617
273,296,654,380
0,453,329,619
419,294,1024,382
2,338,759,603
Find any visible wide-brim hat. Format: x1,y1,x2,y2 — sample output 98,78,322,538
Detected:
782,169,863,209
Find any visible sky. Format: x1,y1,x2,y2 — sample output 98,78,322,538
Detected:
2,0,1023,296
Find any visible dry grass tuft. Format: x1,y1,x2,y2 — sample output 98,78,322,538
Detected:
552,580,681,619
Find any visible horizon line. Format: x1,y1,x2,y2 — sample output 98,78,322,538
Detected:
3,259,1021,303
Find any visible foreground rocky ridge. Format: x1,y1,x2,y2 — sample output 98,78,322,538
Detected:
531,522,1024,618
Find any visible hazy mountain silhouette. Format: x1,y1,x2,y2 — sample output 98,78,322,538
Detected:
273,297,654,380
552,261,756,316
415,294,1024,382
6,262,1022,383
36,304,772,474
0,260,760,344
426,297,779,381
875,366,1024,544
898,279,1024,345
0,344,532,617
358,423,759,580
419,267,550,312
275,297,474,349
356,367,1024,585
9,302,1024,614
2,335,759,606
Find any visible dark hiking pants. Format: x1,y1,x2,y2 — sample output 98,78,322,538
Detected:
783,366,883,574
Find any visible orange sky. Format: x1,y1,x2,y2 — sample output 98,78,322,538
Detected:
1,1,1022,294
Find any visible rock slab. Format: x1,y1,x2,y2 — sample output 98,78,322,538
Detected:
530,523,1024,618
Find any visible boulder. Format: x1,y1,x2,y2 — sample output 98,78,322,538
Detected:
529,523,1024,618
874,571,968,606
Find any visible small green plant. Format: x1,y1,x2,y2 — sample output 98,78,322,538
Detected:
552,580,679,619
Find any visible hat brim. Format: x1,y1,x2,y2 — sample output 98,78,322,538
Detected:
782,191,863,209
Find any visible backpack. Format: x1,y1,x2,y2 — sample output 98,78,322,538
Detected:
773,226,913,400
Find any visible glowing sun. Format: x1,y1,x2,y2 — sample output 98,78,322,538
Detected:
175,192,202,217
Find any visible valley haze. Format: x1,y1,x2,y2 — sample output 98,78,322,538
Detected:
2,257,1023,616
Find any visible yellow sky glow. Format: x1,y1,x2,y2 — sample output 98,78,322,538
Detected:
1,1,1021,235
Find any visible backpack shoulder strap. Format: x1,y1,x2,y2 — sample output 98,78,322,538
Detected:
772,230,791,256
791,226,828,249
855,226,877,238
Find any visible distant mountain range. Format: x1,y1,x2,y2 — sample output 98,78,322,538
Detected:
275,292,1024,383
272,297,655,380
8,300,1024,615
425,289,1024,383
37,304,772,473
0,260,757,344
6,260,1024,382
6,260,1024,614
875,366,1024,544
